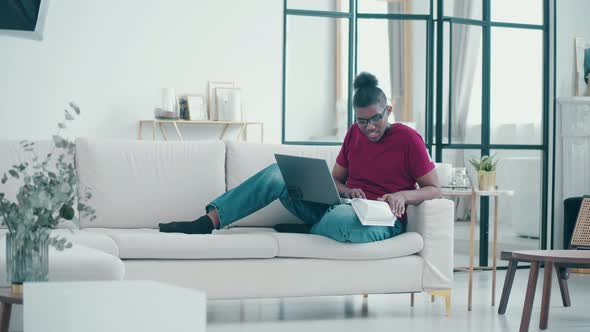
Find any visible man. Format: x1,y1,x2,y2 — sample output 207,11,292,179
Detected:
159,72,441,243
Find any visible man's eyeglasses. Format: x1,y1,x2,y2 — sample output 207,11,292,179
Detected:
356,107,388,127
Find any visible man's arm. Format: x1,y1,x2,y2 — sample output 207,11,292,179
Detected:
332,163,366,199
398,168,442,205
379,168,442,218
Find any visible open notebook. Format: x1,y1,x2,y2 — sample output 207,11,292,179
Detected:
349,198,397,227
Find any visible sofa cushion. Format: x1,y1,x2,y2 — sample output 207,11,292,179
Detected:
271,231,424,260
210,227,424,260
224,141,341,227
84,228,279,259
75,139,226,229
51,229,119,257
0,229,118,257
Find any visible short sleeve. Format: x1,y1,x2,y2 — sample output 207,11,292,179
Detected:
336,126,353,168
407,131,435,179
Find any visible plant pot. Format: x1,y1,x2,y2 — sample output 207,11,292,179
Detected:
6,229,50,292
478,171,496,191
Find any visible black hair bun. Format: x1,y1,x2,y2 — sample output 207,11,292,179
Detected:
353,72,378,90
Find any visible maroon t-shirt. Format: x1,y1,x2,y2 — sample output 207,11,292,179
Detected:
336,123,435,202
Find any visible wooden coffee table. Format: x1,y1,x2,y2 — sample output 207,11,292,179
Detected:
0,288,23,332
511,250,590,332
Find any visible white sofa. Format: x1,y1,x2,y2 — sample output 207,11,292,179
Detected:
0,139,454,308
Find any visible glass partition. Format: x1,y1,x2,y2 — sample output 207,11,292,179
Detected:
284,16,349,142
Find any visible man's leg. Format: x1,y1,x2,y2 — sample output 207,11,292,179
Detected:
160,163,327,233
310,204,404,243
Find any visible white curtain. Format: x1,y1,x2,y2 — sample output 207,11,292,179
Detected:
448,0,482,220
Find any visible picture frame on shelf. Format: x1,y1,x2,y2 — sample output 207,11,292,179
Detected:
186,94,207,121
208,81,235,120
177,95,189,120
216,87,242,122
575,37,590,96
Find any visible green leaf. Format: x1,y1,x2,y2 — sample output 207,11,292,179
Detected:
52,135,64,145
58,122,66,129
64,109,75,121
1,173,7,184
69,102,80,115
59,204,75,220
8,170,19,179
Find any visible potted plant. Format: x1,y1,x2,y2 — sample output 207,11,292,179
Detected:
0,103,95,293
469,154,499,191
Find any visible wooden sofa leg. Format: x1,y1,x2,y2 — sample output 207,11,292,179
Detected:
428,289,451,317
410,293,415,307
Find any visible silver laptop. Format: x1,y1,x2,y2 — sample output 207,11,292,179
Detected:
274,154,351,206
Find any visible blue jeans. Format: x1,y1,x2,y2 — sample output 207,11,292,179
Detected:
207,163,404,243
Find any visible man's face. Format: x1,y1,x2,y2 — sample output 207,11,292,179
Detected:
355,104,391,142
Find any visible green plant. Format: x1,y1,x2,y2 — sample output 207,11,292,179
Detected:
0,102,95,250
469,154,499,172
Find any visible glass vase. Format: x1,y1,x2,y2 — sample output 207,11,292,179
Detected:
6,229,50,290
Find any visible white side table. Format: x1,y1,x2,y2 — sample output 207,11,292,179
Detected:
24,281,206,332
442,187,514,311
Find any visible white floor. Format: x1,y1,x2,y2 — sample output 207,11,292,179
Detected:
207,269,590,332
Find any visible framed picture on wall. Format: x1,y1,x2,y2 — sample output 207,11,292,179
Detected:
187,94,207,121
208,81,235,120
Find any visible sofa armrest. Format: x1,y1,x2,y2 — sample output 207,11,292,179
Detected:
406,198,454,290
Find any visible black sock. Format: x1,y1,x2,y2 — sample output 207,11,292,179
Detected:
273,223,311,234
159,215,215,234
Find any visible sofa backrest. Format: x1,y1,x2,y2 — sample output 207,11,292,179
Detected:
225,141,341,227
76,138,226,229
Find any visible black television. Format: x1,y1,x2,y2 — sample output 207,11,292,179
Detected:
0,0,49,40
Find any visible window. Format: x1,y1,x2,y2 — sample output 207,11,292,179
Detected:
283,0,550,261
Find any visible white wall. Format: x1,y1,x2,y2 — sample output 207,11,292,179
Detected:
556,0,590,98
552,0,590,249
0,0,283,143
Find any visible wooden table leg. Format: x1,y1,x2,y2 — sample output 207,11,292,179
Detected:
237,124,247,141
520,261,540,332
137,122,143,140
468,189,476,311
540,262,553,330
0,302,12,332
556,265,571,307
172,122,184,142
219,124,230,140
410,293,414,307
498,259,518,314
492,196,499,306
158,123,168,141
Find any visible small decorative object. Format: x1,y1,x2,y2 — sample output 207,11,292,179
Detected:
177,96,189,120
575,37,590,96
186,94,207,121
208,81,235,121
469,154,499,191
450,167,470,188
154,108,179,120
435,163,453,187
216,88,242,122
161,88,177,113
0,103,96,293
